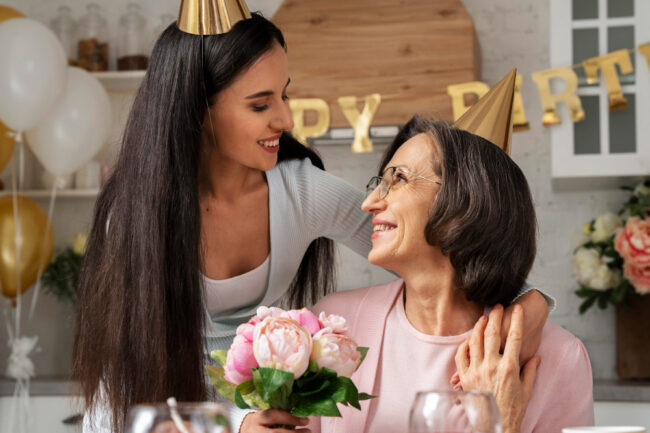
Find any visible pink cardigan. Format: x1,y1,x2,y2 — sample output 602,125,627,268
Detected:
309,279,594,433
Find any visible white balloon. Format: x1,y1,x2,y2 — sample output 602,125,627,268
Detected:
26,67,113,176
0,18,67,131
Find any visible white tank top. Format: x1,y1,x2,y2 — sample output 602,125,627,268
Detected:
202,255,270,316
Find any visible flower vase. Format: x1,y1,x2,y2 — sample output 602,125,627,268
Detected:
616,293,650,379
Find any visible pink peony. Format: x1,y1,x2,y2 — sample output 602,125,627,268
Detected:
310,328,361,377
282,308,323,335
623,262,650,295
318,312,349,334
255,306,286,321
224,334,258,385
615,217,650,268
253,317,312,377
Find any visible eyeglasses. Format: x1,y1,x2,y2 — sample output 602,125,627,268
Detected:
365,166,442,199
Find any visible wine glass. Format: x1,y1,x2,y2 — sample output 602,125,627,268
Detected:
124,402,232,433
409,390,502,433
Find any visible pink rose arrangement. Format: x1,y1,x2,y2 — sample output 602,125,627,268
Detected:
572,180,650,312
615,217,650,294
205,306,371,417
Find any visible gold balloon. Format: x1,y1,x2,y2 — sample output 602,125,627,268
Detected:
338,94,381,153
0,121,14,173
447,81,489,121
0,196,54,298
289,98,330,146
639,43,650,69
531,67,585,126
0,5,24,23
582,49,634,111
513,75,530,132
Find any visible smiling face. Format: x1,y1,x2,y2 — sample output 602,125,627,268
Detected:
362,133,443,272
205,42,294,172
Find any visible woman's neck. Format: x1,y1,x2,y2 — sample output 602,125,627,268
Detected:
401,264,483,336
198,141,266,203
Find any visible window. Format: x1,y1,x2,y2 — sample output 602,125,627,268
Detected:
549,0,649,177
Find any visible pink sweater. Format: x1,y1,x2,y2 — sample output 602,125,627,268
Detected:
309,279,594,433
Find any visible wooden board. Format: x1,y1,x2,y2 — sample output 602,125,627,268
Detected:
616,294,650,379
273,0,480,127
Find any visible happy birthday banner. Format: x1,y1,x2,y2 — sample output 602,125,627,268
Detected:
290,42,650,153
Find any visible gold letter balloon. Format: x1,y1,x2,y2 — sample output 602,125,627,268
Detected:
0,196,54,299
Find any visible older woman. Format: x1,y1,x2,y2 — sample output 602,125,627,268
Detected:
308,116,594,433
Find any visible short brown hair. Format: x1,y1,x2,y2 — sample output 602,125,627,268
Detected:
379,116,536,306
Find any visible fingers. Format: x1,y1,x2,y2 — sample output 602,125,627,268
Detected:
258,410,309,427
503,304,524,364
241,410,309,433
449,371,460,386
455,338,470,374
469,315,487,364
520,355,540,400
484,304,504,359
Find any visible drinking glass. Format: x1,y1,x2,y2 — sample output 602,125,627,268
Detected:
124,402,231,433
409,390,502,433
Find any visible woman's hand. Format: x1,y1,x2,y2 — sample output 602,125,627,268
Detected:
503,289,549,363
454,304,539,433
239,410,311,433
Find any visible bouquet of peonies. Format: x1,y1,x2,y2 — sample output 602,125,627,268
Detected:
205,306,372,417
572,180,650,313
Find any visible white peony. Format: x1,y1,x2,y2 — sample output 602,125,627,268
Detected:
573,247,620,290
591,212,623,243
570,229,591,250
633,182,650,198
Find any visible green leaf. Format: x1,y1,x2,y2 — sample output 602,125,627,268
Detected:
292,396,342,417
210,350,228,366
332,377,360,409
234,386,251,410
236,380,270,410
356,347,369,370
578,296,597,314
252,368,294,410
205,365,237,404
358,393,375,401
597,295,609,309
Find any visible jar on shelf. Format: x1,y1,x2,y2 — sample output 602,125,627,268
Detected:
77,3,109,71
50,6,77,65
118,3,148,71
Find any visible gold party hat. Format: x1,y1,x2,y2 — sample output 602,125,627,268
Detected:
177,0,251,35
454,68,517,154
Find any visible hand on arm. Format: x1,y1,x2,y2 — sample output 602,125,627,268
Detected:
454,305,539,433
239,410,310,433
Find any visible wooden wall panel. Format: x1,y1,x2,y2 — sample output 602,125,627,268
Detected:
273,0,480,127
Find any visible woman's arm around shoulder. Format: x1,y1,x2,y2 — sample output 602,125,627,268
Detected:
281,158,372,257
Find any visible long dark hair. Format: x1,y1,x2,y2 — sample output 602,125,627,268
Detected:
72,14,334,432
380,116,536,306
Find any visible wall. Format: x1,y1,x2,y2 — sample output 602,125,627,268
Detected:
0,0,635,381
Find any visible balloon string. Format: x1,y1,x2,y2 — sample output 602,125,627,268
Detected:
28,180,57,321
10,138,22,338
17,132,24,190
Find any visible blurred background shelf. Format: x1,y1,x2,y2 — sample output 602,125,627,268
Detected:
91,70,145,92
0,189,100,198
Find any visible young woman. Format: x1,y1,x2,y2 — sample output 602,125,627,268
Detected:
72,14,550,433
